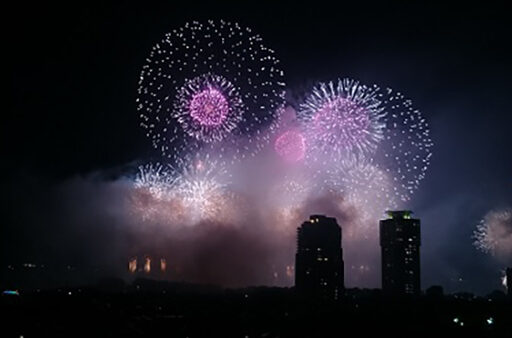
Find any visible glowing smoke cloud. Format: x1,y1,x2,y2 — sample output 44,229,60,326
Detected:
134,163,176,200
137,20,286,162
473,207,512,262
274,130,306,162
172,154,233,223
325,159,399,229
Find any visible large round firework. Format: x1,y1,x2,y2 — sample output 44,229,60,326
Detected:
137,20,286,161
473,207,512,261
298,78,386,162
299,78,433,203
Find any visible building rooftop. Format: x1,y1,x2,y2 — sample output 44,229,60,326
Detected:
385,210,414,219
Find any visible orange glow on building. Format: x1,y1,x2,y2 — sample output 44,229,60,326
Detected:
286,265,294,278
144,257,151,273
128,258,137,273
160,258,167,272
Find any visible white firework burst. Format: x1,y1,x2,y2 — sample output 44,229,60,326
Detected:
298,78,386,162
473,207,512,260
137,20,286,161
134,163,176,200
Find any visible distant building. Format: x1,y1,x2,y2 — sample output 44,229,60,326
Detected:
507,267,512,297
380,210,421,296
128,255,168,279
295,215,344,300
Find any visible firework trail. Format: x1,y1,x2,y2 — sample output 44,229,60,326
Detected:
473,207,512,261
137,20,286,162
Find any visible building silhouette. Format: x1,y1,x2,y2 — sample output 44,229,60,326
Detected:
380,210,421,296
507,267,512,297
295,215,344,300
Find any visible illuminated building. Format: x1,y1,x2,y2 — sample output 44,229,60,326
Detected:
127,255,168,278
295,215,344,300
128,258,137,274
160,258,167,273
380,210,421,296
144,257,152,273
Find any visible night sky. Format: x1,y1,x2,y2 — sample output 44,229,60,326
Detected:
5,2,512,294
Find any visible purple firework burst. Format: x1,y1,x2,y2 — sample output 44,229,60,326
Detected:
175,73,244,143
298,78,386,163
137,20,286,161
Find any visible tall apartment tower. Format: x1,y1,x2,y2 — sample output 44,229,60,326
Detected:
380,211,421,296
295,215,344,300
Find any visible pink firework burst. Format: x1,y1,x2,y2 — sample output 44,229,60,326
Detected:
313,97,371,149
299,79,385,162
189,87,229,126
274,130,306,162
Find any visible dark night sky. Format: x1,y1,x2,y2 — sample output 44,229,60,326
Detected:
4,1,512,294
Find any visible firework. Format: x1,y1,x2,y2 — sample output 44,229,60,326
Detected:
131,163,184,223
375,87,433,202
175,73,243,143
270,173,313,208
324,158,398,227
298,78,386,162
299,78,433,203
473,207,512,260
137,20,286,161
134,163,176,200
274,130,306,163
172,154,232,222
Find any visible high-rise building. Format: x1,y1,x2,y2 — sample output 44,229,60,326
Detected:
380,210,421,296
295,215,344,300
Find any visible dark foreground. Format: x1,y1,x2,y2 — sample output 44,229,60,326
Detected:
2,279,511,337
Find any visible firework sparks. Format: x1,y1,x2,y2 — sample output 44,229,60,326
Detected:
137,20,286,161
171,154,233,222
376,87,433,202
473,207,512,261
175,73,243,143
134,163,176,200
326,159,398,224
299,78,433,203
298,79,386,162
